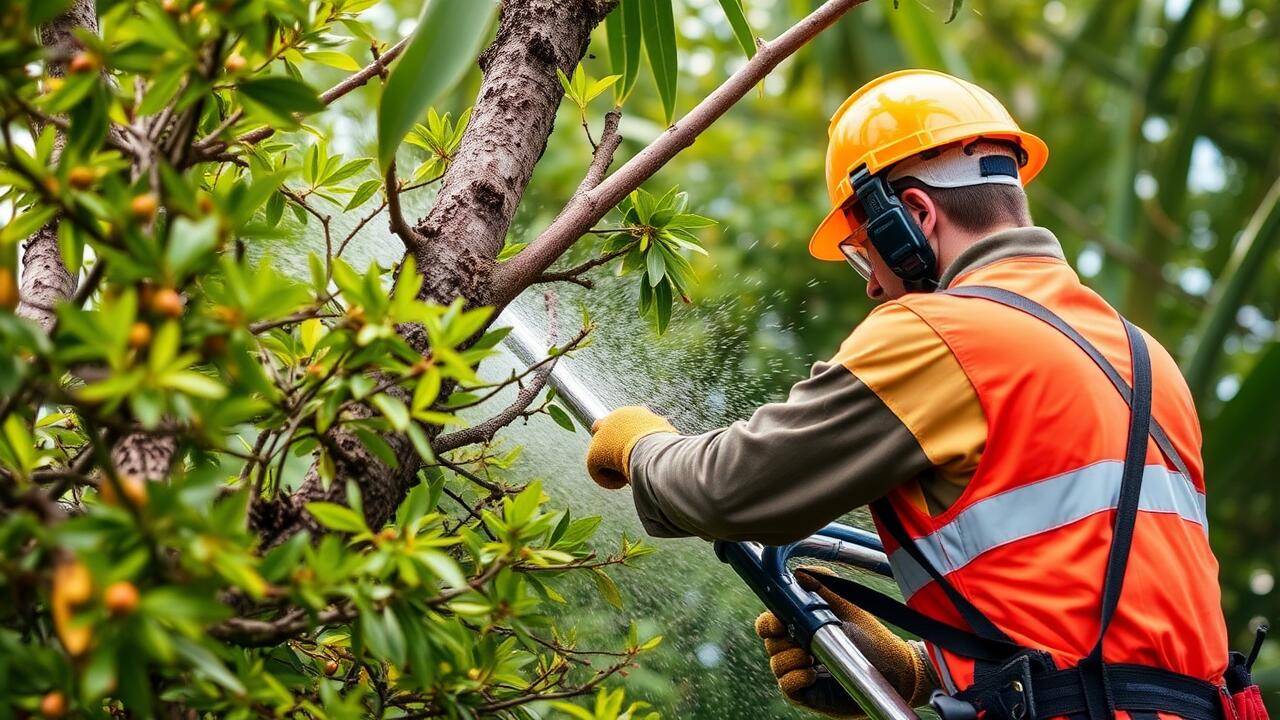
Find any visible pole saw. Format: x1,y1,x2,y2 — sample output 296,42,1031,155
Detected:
502,314,923,720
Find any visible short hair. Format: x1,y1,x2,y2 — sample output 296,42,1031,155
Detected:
888,142,1033,232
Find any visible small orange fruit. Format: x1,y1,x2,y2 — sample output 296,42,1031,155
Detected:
103,581,139,617
51,558,94,656
0,267,17,310
149,288,183,319
40,690,66,718
130,193,159,222
99,473,148,510
323,660,339,676
127,322,152,349
224,54,247,73
67,52,99,74
68,166,96,190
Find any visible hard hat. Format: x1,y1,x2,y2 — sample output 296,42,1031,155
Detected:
809,69,1049,262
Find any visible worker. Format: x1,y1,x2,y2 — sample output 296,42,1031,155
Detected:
584,70,1266,720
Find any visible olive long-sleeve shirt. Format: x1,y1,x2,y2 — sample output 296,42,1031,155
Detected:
627,227,1068,544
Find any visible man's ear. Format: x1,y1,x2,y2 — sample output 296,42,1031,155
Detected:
898,187,937,237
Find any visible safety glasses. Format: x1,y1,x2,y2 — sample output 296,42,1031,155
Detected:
839,241,873,281
838,203,873,281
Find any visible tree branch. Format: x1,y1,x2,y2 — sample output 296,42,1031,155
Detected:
385,161,421,250
574,109,622,196
489,0,870,306
432,324,590,453
193,36,410,155
531,243,634,289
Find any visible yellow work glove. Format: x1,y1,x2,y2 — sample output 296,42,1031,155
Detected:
754,566,938,718
585,406,676,489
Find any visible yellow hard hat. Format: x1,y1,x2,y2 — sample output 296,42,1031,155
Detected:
809,69,1049,261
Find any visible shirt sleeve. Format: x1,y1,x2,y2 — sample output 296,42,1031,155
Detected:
626,302,987,544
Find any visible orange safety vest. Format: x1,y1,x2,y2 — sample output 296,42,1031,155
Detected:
870,256,1228,697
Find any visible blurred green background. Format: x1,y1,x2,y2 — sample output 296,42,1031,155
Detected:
302,0,1280,715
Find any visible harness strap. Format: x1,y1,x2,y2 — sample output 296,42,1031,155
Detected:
805,570,1022,664
1032,665,1223,720
944,287,1190,479
871,495,1016,645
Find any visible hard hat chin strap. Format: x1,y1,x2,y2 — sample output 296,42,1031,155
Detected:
850,167,940,292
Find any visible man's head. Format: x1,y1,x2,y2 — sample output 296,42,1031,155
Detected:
851,141,1034,301
809,69,1048,300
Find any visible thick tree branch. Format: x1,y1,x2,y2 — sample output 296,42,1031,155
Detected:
490,0,870,306
260,0,618,545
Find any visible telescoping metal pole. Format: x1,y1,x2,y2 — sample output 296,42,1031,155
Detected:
500,313,919,720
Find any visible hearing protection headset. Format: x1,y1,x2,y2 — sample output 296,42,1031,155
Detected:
849,166,939,292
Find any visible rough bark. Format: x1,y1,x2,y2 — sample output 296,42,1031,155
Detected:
411,0,618,308
252,0,616,544
14,0,99,330
17,224,75,332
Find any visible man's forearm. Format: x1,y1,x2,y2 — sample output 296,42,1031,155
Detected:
627,361,932,543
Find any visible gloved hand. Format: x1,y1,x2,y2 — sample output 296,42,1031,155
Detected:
754,566,938,718
585,406,676,489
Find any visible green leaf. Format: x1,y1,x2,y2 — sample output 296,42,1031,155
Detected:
417,550,466,589
237,76,325,124
639,0,677,124
305,501,369,534
174,637,245,694
591,568,623,609
654,279,672,334
161,371,227,400
305,51,362,72
345,179,382,211
377,0,499,170
547,404,575,432
606,0,643,104
645,248,666,285
717,0,756,59
371,393,410,432
166,215,220,278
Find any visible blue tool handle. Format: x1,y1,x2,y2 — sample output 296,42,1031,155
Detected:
715,522,891,649
715,540,841,649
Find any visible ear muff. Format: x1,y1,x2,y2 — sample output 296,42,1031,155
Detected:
849,167,938,291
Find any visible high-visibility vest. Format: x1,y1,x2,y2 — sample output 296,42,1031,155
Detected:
870,256,1228,694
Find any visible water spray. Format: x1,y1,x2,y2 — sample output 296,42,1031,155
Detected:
500,311,921,720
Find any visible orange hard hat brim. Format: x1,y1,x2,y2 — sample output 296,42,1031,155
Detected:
809,204,868,262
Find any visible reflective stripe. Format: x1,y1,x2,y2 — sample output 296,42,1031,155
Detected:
889,462,1207,601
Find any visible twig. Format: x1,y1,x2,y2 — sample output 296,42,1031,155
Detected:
430,324,591,453
531,244,635,289
385,161,420,250
574,110,621,196
490,0,871,305
196,36,410,153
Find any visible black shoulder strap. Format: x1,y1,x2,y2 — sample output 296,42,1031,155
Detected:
944,286,1188,479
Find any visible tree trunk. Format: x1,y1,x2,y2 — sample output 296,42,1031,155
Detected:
14,0,99,330
252,0,616,544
